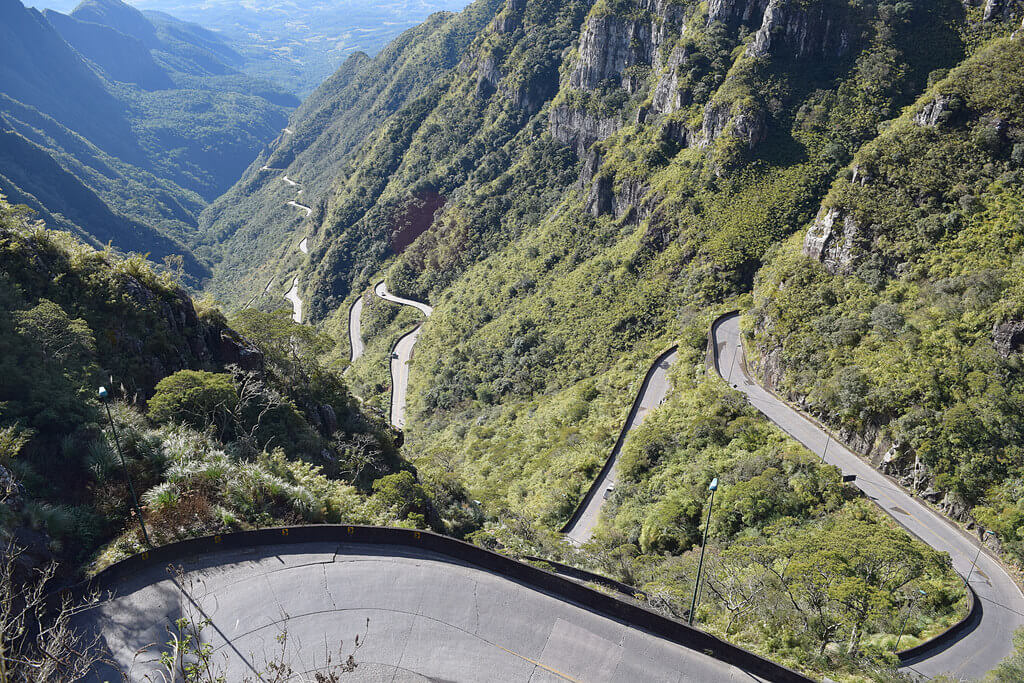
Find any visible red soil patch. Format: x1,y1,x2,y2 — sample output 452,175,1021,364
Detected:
390,191,446,253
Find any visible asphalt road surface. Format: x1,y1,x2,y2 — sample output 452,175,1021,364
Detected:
81,543,766,682
564,348,679,545
285,276,302,323
712,313,1024,680
374,280,433,429
349,295,365,362
288,200,313,217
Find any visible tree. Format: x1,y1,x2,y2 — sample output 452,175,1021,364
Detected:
229,309,331,389
988,628,1024,682
0,540,107,681
371,471,428,522
13,300,96,368
149,371,239,440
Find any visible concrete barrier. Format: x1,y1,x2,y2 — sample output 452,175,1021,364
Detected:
897,581,980,663
521,555,648,601
560,344,679,533
88,525,811,682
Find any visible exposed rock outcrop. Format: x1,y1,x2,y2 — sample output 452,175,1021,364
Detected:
651,44,691,115
586,173,650,220
475,56,502,98
569,0,687,92
494,0,526,33
707,0,772,26
746,0,855,60
699,100,766,148
570,13,652,90
914,94,956,127
802,206,864,274
993,320,1024,357
983,0,1024,22
549,104,620,155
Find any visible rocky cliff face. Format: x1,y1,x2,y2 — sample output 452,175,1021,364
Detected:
549,104,621,154
746,0,856,59
698,100,767,148
568,1,686,91
993,320,1024,357
552,0,862,162
707,0,772,26
914,94,958,126
802,206,864,274
981,0,1024,22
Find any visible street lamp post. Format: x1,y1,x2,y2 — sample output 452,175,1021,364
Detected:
965,531,991,586
895,589,927,651
98,387,151,547
688,477,719,626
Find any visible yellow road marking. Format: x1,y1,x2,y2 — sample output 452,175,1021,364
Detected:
495,644,581,682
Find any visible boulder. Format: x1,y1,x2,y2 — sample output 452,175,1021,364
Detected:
992,319,1024,357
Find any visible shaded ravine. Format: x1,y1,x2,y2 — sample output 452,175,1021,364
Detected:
562,347,679,545
711,313,1024,680
373,280,433,429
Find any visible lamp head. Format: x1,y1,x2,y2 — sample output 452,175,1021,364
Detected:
709,477,719,492
98,386,108,401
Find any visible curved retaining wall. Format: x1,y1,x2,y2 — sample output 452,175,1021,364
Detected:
88,525,810,682
521,555,648,601
705,311,982,665
560,344,679,533
897,583,980,663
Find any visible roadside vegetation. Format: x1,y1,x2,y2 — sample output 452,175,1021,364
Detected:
0,198,471,580
750,36,1024,565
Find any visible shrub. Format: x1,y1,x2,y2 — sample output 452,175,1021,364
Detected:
149,371,239,439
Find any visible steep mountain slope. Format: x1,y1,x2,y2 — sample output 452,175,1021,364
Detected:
0,195,459,575
750,32,1024,561
0,0,296,276
206,0,1024,674
198,0,505,300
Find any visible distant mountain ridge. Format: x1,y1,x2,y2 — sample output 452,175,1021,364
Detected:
0,0,298,277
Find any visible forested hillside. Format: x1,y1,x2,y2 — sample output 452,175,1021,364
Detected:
201,0,1024,674
3,0,1023,676
0,0,296,278
750,32,1024,561
196,0,504,301
0,196,466,575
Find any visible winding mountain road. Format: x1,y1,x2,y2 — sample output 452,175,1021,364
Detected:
288,200,313,217
81,542,773,682
373,280,433,429
564,348,679,545
349,296,365,363
285,277,302,323
711,313,1024,680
